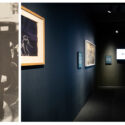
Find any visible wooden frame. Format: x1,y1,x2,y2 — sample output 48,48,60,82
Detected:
21,6,45,66
85,40,96,67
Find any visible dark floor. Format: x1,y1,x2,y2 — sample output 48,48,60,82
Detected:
75,86,125,121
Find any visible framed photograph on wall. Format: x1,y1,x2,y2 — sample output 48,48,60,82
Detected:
77,52,82,69
85,40,96,67
21,6,45,66
105,56,112,65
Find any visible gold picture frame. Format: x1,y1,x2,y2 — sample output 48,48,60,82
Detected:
21,6,45,66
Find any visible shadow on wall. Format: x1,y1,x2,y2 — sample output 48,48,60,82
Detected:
22,65,44,70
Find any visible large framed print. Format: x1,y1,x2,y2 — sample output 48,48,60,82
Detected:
116,49,125,60
21,6,45,66
85,40,96,67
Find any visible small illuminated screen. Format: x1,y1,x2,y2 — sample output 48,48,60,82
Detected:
117,49,125,60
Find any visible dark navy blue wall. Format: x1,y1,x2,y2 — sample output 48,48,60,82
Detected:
22,3,95,121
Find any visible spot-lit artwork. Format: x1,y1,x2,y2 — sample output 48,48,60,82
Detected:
85,40,96,67
21,6,45,66
0,3,18,122
21,16,37,56
116,49,125,60
105,56,112,65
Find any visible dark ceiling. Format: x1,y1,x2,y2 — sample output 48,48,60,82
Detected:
80,3,125,35
83,3,125,23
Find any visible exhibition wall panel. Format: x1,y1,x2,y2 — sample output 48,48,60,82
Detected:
21,3,95,121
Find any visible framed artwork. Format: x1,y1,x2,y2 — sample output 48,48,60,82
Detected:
85,40,96,67
77,52,82,69
21,6,45,66
105,56,112,65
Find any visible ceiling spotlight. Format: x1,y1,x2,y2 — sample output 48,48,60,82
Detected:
107,10,112,14
115,30,119,34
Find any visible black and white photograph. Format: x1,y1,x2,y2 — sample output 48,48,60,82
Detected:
0,3,18,122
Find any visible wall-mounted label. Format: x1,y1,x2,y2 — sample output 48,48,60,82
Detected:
0,26,9,31
77,52,82,69
116,49,125,60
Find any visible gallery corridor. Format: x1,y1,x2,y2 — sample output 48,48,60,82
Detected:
75,86,125,121
21,3,125,121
